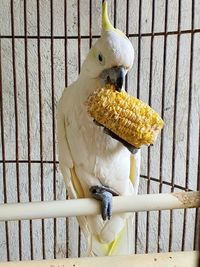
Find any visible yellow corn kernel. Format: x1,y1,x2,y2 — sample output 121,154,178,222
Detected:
86,85,164,148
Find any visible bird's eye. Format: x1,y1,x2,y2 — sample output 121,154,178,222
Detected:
98,54,103,62
97,52,105,65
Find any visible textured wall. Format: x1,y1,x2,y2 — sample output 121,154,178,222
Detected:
0,0,199,262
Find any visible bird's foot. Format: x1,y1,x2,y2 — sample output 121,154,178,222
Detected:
103,127,139,154
90,185,119,221
93,120,139,154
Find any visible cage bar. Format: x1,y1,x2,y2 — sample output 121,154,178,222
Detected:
36,0,46,259
169,0,182,253
146,0,155,254
10,0,22,260
23,0,33,259
0,35,10,262
158,0,169,254
64,0,69,258
182,0,195,251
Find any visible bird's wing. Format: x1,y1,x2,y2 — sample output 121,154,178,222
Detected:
57,95,92,248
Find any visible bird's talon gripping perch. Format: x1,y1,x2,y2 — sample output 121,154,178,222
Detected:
90,185,118,220
103,127,139,154
93,120,139,154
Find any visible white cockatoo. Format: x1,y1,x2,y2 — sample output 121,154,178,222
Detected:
57,1,141,256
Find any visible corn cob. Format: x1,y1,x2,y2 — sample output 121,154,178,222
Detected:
86,85,164,148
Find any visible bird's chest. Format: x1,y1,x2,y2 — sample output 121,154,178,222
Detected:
68,103,116,151
66,102,126,165
65,101,131,194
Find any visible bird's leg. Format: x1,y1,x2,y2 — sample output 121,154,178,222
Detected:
103,127,139,154
90,185,119,221
93,120,139,154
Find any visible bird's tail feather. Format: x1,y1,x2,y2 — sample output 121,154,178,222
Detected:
89,214,134,256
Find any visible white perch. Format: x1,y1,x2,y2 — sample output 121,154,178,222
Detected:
0,191,199,221
0,251,198,267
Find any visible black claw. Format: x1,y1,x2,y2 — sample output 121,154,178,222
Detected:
93,119,140,153
107,202,111,220
93,119,103,127
93,120,140,153
102,191,112,221
103,127,140,154
90,185,117,220
102,198,109,221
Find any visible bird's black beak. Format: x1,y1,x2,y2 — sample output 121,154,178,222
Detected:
99,66,126,91
115,68,124,91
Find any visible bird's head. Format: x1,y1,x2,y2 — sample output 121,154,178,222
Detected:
80,0,134,91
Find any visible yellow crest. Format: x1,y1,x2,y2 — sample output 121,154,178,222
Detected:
102,1,115,32
102,1,126,38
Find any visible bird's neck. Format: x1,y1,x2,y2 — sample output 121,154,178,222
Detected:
77,74,101,99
